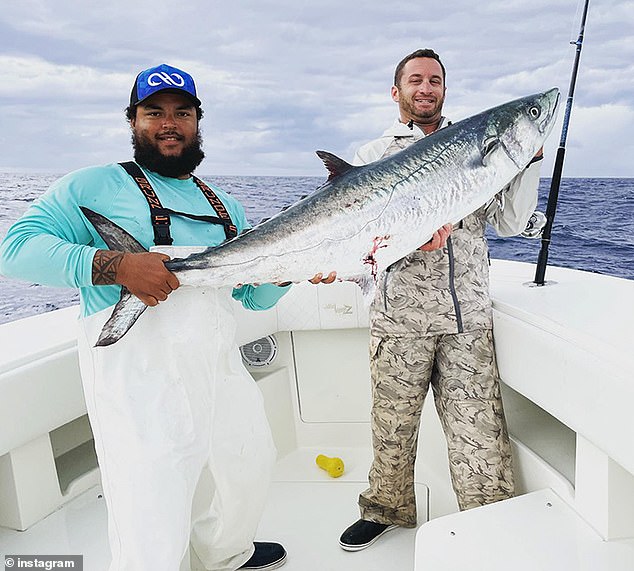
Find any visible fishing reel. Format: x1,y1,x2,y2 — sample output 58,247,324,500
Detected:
521,211,547,239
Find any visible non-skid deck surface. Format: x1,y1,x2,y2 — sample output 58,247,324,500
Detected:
0,449,428,571
257,480,426,571
0,486,109,568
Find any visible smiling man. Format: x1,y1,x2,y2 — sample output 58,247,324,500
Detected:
0,64,294,571
339,49,545,552
128,81,205,178
391,53,446,133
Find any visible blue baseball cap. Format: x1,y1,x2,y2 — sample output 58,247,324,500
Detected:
130,63,202,107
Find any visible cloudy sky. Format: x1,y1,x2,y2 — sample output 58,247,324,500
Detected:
1,0,633,178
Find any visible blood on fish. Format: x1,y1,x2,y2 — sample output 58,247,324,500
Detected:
363,235,391,278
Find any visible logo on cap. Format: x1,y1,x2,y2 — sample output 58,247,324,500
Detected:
131,64,201,107
147,71,186,88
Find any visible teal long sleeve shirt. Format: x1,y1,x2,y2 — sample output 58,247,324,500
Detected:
0,164,290,317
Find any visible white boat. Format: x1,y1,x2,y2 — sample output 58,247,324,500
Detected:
1,259,633,570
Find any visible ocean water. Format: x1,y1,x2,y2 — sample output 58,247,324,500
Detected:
1,172,632,325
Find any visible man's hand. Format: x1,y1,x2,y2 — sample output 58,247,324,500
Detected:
419,224,452,252
308,271,337,285
525,146,544,167
272,271,338,287
92,250,180,306
240,270,338,288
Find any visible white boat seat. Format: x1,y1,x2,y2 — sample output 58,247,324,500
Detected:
0,306,97,530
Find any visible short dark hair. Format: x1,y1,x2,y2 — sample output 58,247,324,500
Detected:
125,104,204,122
394,49,446,87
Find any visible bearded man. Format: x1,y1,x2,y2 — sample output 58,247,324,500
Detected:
0,63,305,571
339,49,545,551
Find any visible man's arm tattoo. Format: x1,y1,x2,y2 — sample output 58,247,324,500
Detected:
92,250,124,285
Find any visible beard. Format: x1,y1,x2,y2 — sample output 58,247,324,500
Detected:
401,93,444,124
132,131,205,178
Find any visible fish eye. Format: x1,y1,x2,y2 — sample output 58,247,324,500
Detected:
529,105,541,119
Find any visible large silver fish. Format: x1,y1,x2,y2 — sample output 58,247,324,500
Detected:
82,88,559,346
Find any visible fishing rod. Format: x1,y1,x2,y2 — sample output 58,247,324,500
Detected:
534,0,590,285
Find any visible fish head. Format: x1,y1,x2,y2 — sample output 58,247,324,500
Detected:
481,88,560,169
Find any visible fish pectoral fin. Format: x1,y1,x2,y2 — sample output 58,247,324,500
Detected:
315,150,357,181
95,290,148,347
346,273,377,306
80,207,148,253
480,136,500,166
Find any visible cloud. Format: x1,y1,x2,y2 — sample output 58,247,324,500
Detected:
0,55,130,102
564,103,634,178
0,0,632,176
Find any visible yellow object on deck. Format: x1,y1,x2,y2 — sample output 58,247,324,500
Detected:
316,454,345,478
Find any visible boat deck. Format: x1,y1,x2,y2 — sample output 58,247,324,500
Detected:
0,446,428,570
3,458,634,570
2,262,634,569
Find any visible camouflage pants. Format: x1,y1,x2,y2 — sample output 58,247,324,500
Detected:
359,330,515,526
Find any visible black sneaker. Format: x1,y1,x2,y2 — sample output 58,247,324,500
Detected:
339,519,398,551
239,542,287,570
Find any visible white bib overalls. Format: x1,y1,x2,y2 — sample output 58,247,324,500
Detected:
77,286,276,571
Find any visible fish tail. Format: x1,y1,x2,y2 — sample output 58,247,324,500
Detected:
80,207,149,346
95,290,148,347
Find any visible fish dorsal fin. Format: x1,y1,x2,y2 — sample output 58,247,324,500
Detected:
316,150,356,181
